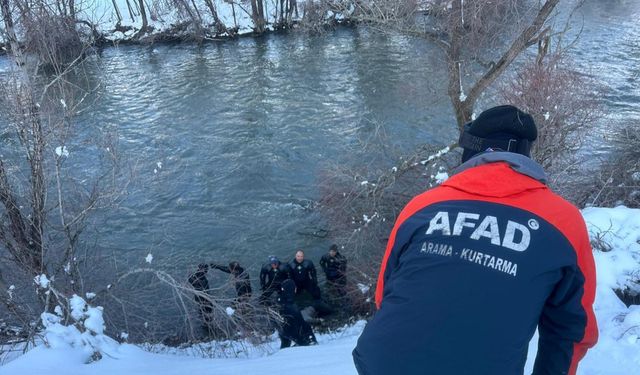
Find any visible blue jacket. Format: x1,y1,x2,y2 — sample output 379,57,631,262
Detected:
353,153,597,375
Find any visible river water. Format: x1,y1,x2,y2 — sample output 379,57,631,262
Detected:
90,0,639,276
73,28,459,280
0,0,638,337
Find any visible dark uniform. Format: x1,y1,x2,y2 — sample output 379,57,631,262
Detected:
187,265,212,325
320,247,347,296
259,257,290,303
211,262,252,302
277,279,317,349
289,258,321,300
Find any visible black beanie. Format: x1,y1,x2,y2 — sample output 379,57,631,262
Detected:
459,105,537,163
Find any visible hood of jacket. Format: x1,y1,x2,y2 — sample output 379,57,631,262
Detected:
443,151,548,198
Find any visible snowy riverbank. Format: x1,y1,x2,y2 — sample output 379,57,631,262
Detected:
1,206,640,374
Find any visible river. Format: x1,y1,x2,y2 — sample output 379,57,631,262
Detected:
0,0,638,339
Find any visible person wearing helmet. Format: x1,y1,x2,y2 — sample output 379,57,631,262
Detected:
259,256,291,304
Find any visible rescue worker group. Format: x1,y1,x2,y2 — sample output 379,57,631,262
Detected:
187,244,347,348
190,105,599,375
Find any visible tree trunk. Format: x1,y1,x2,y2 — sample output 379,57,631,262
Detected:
257,0,265,32
190,0,202,22
230,1,238,30
444,0,560,130
1,0,21,59
111,0,123,23
250,0,265,33
446,0,472,129
137,0,148,35
125,0,136,22
203,0,228,34
56,0,67,17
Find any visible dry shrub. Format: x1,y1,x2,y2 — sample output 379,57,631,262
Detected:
353,0,418,25
582,124,640,208
425,0,536,60
96,267,279,346
317,143,461,310
20,6,83,68
299,1,328,33
499,52,603,201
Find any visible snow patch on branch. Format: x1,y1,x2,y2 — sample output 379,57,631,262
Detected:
420,146,451,165
34,274,50,289
70,295,87,321
55,146,70,157
458,61,466,102
357,283,370,295
7,285,15,299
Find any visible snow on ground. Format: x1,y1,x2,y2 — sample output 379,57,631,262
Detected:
82,0,289,39
0,322,365,375
2,207,640,375
583,206,640,294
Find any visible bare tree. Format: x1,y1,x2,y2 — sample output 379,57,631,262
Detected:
0,0,122,336
312,2,603,305
136,0,150,37
203,0,234,35
111,0,123,24
248,0,266,33
124,0,137,22
343,0,561,128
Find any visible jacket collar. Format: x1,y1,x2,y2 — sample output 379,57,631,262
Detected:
442,152,548,198
453,151,547,184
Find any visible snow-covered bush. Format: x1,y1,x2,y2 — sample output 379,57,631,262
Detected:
584,206,640,303
41,295,119,364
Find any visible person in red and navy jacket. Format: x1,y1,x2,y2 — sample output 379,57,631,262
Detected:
352,105,598,375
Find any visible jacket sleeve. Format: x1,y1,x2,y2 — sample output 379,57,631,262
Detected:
283,264,292,279
532,223,598,375
210,264,230,273
319,256,328,274
375,200,424,309
259,267,267,289
309,261,317,283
